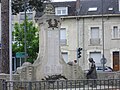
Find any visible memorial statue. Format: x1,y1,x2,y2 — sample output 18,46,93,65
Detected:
86,58,97,87
86,58,97,79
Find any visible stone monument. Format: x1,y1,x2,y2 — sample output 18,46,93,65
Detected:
33,3,84,80
16,3,84,81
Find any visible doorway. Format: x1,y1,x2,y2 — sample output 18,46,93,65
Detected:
113,51,119,71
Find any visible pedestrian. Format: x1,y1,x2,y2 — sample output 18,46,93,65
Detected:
86,58,97,87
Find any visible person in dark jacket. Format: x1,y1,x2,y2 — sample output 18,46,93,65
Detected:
86,58,97,87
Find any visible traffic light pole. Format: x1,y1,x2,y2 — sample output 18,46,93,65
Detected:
77,48,82,58
77,18,80,65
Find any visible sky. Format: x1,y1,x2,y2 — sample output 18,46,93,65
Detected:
52,0,76,2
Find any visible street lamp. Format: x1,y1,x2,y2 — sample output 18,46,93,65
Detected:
9,0,12,81
9,0,14,90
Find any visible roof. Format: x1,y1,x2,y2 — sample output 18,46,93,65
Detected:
35,0,120,18
52,1,76,16
77,0,119,15
35,1,76,18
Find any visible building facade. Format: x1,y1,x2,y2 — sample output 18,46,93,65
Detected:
46,0,120,71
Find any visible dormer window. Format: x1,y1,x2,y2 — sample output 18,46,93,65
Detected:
108,7,113,11
55,7,68,15
88,7,97,11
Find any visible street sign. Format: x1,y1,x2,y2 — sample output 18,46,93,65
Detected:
16,52,27,58
100,57,107,64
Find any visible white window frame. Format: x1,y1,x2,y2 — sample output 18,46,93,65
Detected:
90,27,100,45
90,27,99,39
62,52,68,63
108,7,113,11
55,7,68,15
112,26,120,39
89,52,102,66
60,28,67,45
12,24,15,42
88,7,97,11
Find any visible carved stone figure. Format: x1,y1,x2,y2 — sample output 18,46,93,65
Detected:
86,58,97,79
44,4,55,14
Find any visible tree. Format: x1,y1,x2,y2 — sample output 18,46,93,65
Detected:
0,0,9,73
12,20,39,63
0,0,43,73
12,0,44,15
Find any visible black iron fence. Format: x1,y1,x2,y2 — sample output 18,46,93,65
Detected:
0,79,120,90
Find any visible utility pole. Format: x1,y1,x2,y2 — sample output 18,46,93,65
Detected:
9,0,13,82
77,18,80,65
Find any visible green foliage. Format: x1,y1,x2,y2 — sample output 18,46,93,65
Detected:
12,0,44,15
12,20,39,63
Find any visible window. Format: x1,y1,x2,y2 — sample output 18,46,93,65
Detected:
12,24,15,42
88,7,97,11
112,26,120,38
55,7,68,15
108,7,113,11
90,27,100,45
11,15,14,20
90,52,101,66
62,52,68,63
20,12,33,20
60,28,67,45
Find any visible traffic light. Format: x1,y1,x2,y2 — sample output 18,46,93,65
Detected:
77,47,82,58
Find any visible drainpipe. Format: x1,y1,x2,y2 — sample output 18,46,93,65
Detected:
82,18,85,69
77,18,80,65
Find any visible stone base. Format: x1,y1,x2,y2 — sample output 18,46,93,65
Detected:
15,58,84,81
0,73,20,81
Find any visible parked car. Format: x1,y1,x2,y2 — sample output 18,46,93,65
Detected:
96,66,113,72
84,66,113,73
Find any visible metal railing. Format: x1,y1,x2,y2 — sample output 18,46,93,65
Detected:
0,79,120,90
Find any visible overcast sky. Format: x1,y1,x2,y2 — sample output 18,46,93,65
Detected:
52,0,76,2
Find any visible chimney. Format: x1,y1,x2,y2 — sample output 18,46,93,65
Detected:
76,0,80,15
76,0,80,10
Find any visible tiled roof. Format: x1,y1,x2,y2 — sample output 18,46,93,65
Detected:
77,0,119,15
